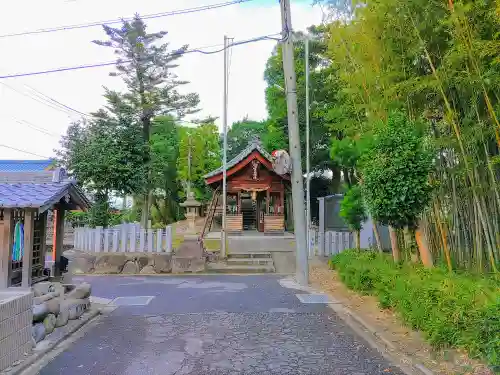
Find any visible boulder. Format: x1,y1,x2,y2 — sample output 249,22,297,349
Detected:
65,282,91,300
152,254,172,273
62,299,86,320
121,261,140,274
45,298,61,315
94,254,127,274
56,307,69,327
71,252,97,274
32,282,63,297
139,265,156,274
32,323,46,343
33,303,49,323
43,314,56,334
33,291,59,305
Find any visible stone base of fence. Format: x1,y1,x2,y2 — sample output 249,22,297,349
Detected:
69,251,173,275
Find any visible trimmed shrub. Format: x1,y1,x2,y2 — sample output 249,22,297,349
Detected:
330,250,500,370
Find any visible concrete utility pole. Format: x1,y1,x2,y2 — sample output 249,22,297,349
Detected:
305,37,311,258
279,0,309,285
187,133,192,195
221,35,229,259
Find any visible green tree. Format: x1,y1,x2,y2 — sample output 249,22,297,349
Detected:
360,111,434,230
226,118,268,159
93,15,200,227
340,185,367,249
177,122,221,202
57,96,145,227
150,116,183,225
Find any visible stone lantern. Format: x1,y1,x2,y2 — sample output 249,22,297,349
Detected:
180,191,201,233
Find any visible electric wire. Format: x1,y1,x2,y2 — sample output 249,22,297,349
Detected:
0,32,283,79
0,144,50,158
0,0,253,38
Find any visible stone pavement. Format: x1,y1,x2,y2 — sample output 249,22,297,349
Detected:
38,275,405,375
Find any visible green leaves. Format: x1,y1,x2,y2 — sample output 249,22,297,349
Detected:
340,185,367,231
359,111,434,229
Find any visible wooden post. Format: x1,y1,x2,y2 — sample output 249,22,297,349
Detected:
0,209,13,288
39,212,48,268
266,190,270,214
54,207,66,276
22,210,35,288
280,189,284,214
237,191,241,215
52,210,57,261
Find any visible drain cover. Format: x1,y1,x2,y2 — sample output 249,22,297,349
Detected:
296,293,330,304
111,296,154,306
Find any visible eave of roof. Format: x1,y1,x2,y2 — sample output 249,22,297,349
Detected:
204,141,274,179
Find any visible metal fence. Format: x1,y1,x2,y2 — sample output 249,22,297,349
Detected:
73,223,173,253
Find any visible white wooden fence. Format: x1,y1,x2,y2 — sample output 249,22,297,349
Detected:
73,223,173,253
308,229,353,258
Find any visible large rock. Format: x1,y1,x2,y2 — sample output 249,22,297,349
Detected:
65,282,91,300
94,254,127,274
45,298,61,315
32,282,63,297
139,265,156,274
43,314,57,334
152,254,172,273
71,252,97,274
122,261,140,274
55,304,69,327
33,292,59,305
62,299,87,320
134,255,150,270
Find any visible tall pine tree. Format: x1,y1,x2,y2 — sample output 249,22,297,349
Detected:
93,15,200,227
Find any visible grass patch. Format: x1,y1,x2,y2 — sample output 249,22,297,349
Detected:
203,239,221,252
329,250,500,371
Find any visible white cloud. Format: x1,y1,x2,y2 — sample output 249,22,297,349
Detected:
0,0,322,159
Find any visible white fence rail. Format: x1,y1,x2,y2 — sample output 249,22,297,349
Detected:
73,224,173,253
308,229,353,258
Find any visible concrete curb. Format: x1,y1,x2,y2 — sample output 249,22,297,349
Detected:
2,308,101,375
279,277,436,375
72,272,294,277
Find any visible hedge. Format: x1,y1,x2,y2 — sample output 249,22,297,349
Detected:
329,250,500,371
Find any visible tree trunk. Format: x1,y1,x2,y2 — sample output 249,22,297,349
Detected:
389,226,401,262
355,230,361,250
415,222,433,268
372,221,383,253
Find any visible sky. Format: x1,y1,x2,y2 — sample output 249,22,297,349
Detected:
0,0,323,160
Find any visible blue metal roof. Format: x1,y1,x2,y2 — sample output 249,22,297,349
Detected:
0,160,55,172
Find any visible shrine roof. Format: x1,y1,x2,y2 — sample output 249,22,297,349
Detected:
204,140,274,179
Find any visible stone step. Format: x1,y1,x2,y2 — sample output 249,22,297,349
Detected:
227,252,272,259
226,258,274,266
206,263,275,274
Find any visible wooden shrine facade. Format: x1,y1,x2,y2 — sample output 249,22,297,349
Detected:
204,140,290,234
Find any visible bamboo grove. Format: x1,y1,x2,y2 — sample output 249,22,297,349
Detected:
321,0,500,273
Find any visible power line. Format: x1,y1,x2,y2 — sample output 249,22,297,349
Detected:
0,82,80,117
15,118,60,138
23,85,89,117
0,0,253,38
0,144,50,158
0,32,283,79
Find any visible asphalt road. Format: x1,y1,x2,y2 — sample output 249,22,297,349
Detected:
38,275,404,375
